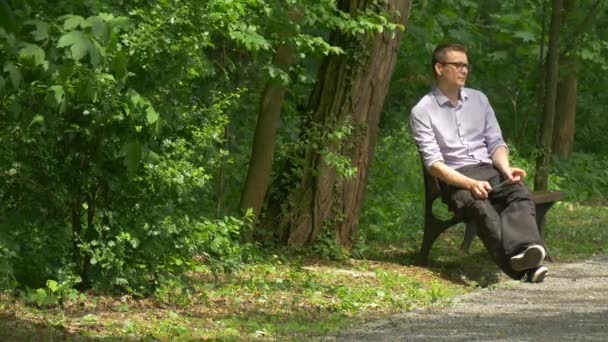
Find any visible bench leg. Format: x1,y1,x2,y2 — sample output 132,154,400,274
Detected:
418,216,460,266
418,221,440,266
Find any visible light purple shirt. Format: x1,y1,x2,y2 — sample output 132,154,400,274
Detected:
409,87,508,170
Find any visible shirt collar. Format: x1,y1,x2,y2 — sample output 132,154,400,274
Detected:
432,87,468,106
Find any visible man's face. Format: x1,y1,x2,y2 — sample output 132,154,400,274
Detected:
435,50,469,88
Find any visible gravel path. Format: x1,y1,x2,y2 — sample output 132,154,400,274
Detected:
333,257,608,341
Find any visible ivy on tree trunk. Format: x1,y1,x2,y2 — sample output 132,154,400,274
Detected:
267,0,412,249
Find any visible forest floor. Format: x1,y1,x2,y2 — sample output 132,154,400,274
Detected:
0,254,467,341
3,254,608,341
1,253,608,340
1,202,607,340
333,255,608,341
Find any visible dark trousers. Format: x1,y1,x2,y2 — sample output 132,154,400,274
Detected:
442,163,543,279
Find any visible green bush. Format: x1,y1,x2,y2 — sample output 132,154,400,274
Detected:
0,4,250,295
551,153,608,203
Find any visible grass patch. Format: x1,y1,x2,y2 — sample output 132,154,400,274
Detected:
1,202,607,340
0,258,464,340
544,202,608,261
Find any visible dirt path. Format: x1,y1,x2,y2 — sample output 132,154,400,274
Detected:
333,256,608,341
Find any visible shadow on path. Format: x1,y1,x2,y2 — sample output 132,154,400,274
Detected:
334,257,608,341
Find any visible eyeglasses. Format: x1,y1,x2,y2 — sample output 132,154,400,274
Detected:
440,62,471,72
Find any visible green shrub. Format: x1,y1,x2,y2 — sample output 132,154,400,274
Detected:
0,5,250,295
551,153,608,203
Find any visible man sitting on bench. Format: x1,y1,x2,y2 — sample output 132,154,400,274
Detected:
409,43,548,283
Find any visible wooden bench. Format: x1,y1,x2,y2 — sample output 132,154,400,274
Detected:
417,164,565,266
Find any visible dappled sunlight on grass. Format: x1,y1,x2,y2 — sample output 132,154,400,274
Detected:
0,257,465,340
1,201,605,340
544,202,608,261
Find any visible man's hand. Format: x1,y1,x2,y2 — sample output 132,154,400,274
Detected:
491,147,526,184
468,180,492,199
504,167,527,183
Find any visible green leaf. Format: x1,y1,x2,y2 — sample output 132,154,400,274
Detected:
97,13,116,22
63,15,87,30
130,238,140,249
128,89,158,124
89,16,109,40
24,20,50,41
57,31,90,61
19,43,46,67
114,278,129,286
47,85,65,108
128,89,144,107
580,48,595,61
29,115,44,126
71,41,89,61
46,280,59,293
3,62,21,89
145,106,159,124
57,31,83,48
228,23,271,51
0,76,5,94
89,39,104,67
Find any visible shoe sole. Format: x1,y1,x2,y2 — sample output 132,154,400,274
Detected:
531,266,548,283
510,246,546,272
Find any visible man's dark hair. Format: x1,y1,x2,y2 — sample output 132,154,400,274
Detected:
431,43,467,76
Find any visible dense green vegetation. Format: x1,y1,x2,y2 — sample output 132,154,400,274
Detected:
1,0,608,339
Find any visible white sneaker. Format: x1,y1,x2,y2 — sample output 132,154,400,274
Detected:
510,245,546,271
530,266,549,283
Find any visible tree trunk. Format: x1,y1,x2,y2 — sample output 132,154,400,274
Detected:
534,0,563,191
527,0,548,150
552,54,576,157
279,0,412,249
240,8,303,219
552,0,600,158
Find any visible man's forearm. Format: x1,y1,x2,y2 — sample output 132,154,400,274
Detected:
491,146,510,175
428,161,476,190
429,161,494,199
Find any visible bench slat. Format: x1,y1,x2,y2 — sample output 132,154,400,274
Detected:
530,190,565,204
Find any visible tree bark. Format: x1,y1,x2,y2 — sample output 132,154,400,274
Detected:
552,0,601,157
552,54,576,157
240,8,303,219
534,0,563,191
280,0,412,249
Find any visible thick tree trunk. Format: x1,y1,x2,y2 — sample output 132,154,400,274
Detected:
534,0,563,191
281,0,412,249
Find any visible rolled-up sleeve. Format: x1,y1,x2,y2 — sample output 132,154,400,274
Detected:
409,108,444,169
482,96,508,156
